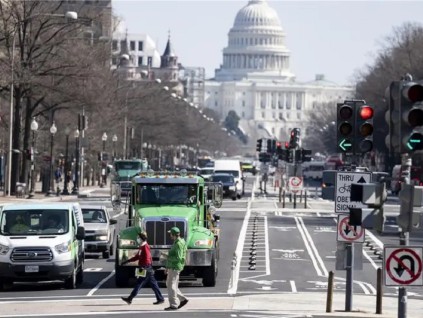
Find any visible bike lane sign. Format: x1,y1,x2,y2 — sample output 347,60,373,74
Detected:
335,172,371,214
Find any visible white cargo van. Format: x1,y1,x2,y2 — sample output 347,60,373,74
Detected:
0,202,85,289
214,159,244,197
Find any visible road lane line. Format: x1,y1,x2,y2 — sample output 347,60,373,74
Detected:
357,281,370,294
364,282,377,295
294,217,322,276
363,249,379,270
365,230,384,249
87,270,115,296
227,199,252,294
290,280,297,293
298,217,328,277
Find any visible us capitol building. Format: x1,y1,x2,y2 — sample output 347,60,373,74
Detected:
204,0,355,142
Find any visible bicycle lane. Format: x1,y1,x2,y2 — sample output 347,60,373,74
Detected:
300,214,377,295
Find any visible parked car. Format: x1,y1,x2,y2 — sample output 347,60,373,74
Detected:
80,205,117,259
209,173,239,200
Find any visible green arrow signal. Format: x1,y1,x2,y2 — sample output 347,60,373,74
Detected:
339,138,352,152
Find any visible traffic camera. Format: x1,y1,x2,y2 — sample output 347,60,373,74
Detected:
355,103,374,153
336,102,354,153
400,81,423,152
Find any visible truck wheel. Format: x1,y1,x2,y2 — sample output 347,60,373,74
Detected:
232,196,236,201
76,266,84,285
103,250,110,259
202,254,217,287
64,268,77,289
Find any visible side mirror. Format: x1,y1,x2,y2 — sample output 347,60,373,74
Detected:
76,226,85,240
110,219,118,225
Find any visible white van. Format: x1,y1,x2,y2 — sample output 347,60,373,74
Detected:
302,162,325,180
0,202,85,290
214,159,244,197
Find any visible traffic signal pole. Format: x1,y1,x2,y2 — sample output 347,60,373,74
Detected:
398,153,412,318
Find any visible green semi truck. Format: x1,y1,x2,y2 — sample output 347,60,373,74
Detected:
110,159,148,198
115,170,223,287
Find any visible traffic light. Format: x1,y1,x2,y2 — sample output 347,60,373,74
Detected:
276,141,282,156
355,103,374,153
384,81,401,153
267,139,272,153
337,102,354,153
289,128,301,149
400,81,423,152
271,140,276,154
256,139,262,152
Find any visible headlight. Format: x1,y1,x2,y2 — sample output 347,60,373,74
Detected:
194,239,213,247
0,243,10,255
229,186,236,190
55,241,71,254
96,235,108,241
120,239,137,246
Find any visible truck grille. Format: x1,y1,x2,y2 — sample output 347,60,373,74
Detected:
11,247,53,262
145,220,186,247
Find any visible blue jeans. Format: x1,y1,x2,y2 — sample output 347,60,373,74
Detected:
129,266,164,301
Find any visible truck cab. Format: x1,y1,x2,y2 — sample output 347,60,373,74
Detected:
111,159,148,197
115,169,223,287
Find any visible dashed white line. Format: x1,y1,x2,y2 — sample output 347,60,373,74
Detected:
290,280,297,293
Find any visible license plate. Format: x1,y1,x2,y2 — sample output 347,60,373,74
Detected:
25,265,39,273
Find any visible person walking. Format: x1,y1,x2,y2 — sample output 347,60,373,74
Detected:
164,226,188,311
121,232,164,305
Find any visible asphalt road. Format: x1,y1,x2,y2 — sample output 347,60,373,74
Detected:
1,175,422,317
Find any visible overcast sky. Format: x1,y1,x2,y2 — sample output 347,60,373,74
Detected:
112,0,423,85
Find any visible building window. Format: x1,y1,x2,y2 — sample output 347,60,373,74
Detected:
138,56,143,66
242,100,245,107
262,112,265,118
272,112,276,119
279,113,283,120
147,56,153,66
297,113,301,120
215,101,218,107
112,40,118,51
120,40,126,51
112,57,117,65
138,41,144,51
278,101,283,109
242,112,245,118
286,113,290,119
261,102,266,109
130,41,135,51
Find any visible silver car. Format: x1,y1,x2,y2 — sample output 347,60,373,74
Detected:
80,205,117,259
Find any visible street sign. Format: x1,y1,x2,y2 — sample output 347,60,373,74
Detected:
288,176,303,193
336,214,365,243
384,246,423,286
335,171,371,213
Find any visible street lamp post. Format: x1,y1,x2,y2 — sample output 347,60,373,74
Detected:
46,122,57,196
72,129,80,195
112,134,117,160
27,118,38,198
101,132,107,187
62,127,71,195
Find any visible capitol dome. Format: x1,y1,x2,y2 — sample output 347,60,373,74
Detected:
233,0,282,31
215,0,294,82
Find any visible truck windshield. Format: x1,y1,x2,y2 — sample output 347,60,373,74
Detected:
115,162,141,171
0,209,69,236
137,184,197,205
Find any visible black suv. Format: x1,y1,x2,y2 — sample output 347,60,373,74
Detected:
210,173,238,200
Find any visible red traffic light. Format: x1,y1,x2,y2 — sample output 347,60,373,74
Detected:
276,141,282,148
285,142,289,149
359,106,373,120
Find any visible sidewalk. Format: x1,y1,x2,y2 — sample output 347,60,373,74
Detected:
0,292,420,317
0,181,101,204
